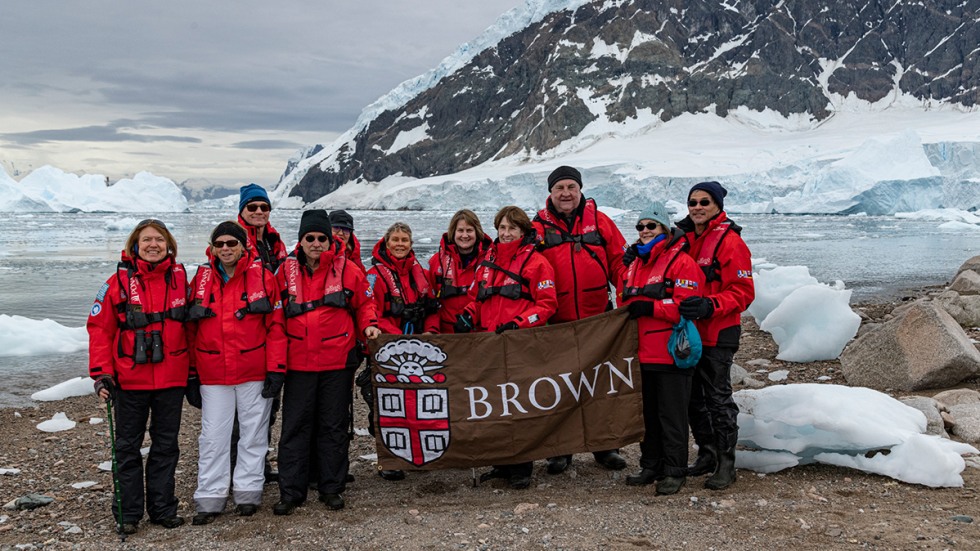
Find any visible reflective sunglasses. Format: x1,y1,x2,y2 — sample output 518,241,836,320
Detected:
212,239,240,249
304,234,329,243
245,203,271,213
688,198,712,207
635,222,659,231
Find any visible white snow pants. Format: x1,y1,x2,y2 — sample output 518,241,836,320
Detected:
193,381,272,513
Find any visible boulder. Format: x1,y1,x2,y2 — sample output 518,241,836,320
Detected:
949,270,980,295
949,403,980,443
935,290,980,327
953,255,980,281
933,388,980,408
840,301,980,391
898,396,948,437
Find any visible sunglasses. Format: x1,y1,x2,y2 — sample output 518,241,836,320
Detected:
635,222,659,231
245,203,271,213
212,239,240,249
688,198,712,207
304,234,329,243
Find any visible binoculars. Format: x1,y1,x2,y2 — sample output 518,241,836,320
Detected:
133,329,164,364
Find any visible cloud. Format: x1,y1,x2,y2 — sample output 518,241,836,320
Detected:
230,139,306,150
0,124,202,146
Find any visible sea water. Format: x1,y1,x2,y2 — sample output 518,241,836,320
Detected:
0,210,975,407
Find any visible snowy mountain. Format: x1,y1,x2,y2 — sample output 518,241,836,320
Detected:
273,0,980,214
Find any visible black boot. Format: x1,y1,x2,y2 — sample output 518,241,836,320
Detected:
687,443,717,476
655,476,685,495
625,468,663,486
705,444,736,490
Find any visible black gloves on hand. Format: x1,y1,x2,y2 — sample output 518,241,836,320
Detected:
626,301,654,319
679,296,714,320
93,375,115,401
454,312,474,334
622,245,638,267
495,321,519,334
261,371,286,399
185,376,202,409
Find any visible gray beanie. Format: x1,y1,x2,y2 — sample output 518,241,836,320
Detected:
637,201,672,231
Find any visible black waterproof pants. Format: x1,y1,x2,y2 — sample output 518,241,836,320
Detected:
639,369,692,477
278,369,354,503
112,386,183,523
688,346,739,450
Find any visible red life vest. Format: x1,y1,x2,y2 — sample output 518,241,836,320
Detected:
281,252,352,318
187,258,273,321
535,198,607,273
623,236,689,300
115,260,188,329
475,239,536,302
692,219,734,283
372,255,432,318
433,234,490,299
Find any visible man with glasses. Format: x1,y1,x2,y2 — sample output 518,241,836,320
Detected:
675,181,755,491
237,183,287,272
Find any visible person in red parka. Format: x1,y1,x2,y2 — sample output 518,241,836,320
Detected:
329,210,366,273
88,219,190,535
455,206,557,489
675,181,755,491
237,183,288,272
619,203,704,496
272,210,380,515
366,222,439,335
428,209,492,333
532,165,629,474
185,221,286,525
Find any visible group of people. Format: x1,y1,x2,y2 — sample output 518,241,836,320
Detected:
87,167,754,535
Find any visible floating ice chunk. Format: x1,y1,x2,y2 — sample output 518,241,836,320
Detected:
104,217,141,231
759,283,860,362
748,266,819,324
37,412,76,432
31,377,95,402
0,315,87,357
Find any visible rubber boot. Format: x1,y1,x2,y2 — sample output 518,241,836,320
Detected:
705,444,736,490
687,443,717,476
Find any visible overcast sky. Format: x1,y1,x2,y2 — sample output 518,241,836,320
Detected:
0,1,522,186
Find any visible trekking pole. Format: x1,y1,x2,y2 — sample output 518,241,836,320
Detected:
105,399,126,543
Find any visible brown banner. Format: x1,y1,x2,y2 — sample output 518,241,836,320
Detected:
367,308,642,470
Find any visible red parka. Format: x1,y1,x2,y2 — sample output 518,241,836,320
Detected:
676,211,755,348
87,254,190,390
427,233,492,333
533,198,627,323
621,233,705,365
276,244,379,372
366,238,438,334
238,215,288,272
464,236,557,332
186,252,287,385
341,233,366,273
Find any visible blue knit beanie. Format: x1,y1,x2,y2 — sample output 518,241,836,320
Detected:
688,181,727,211
239,183,271,213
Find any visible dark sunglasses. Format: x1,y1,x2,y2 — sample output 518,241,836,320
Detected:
304,234,329,243
245,203,271,213
635,222,659,231
212,239,240,249
688,198,712,207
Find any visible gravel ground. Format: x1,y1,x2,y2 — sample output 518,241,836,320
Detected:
2,296,979,550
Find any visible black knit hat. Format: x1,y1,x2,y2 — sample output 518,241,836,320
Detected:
547,165,583,191
688,181,727,211
210,221,247,247
329,210,354,232
298,209,331,240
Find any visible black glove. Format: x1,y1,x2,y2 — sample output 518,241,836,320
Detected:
261,371,286,399
454,312,474,334
495,321,519,334
93,375,115,401
679,296,714,320
185,376,202,409
622,245,638,267
626,301,654,319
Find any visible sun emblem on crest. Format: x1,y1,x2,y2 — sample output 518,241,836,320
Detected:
374,339,448,384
